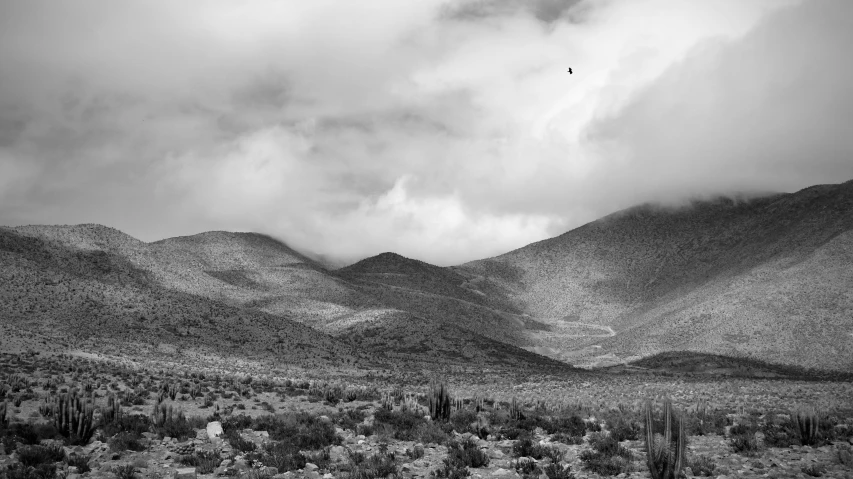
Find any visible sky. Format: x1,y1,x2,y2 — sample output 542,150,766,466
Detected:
1,0,852,267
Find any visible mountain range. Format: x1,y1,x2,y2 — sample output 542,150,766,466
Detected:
1,179,851,372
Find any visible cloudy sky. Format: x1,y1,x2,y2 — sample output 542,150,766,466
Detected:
1,0,852,266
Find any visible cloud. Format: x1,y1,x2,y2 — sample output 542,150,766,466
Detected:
1,0,850,266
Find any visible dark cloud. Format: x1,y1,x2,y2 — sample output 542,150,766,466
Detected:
438,0,583,24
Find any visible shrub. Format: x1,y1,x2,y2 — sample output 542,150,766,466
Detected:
262,441,307,472
112,464,136,479
252,413,340,450
513,457,539,479
17,444,66,467
542,463,575,479
66,454,92,474
608,417,640,442
224,429,257,453
729,424,761,456
108,431,146,452
801,463,826,477
406,444,425,459
449,410,478,434
579,433,633,476
179,451,221,474
100,414,152,439
374,408,428,441
347,449,399,478
445,437,489,468
551,433,584,445
3,463,56,479
687,454,717,477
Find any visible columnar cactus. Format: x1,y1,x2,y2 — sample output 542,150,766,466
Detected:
644,399,686,479
48,389,95,443
102,393,122,424
794,406,819,446
0,400,7,428
509,397,523,421
428,382,451,421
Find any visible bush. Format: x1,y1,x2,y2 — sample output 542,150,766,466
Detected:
542,463,575,479
687,454,717,477
101,414,152,439
108,431,146,452
414,421,451,445
252,413,340,450
551,433,584,445
608,417,640,442
113,464,136,479
179,451,221,474
729,424,761,456
262,441,306,472
374,408,428,441
3,463,56,479
17,444,66,467
579,433,633,476
445,437,489,468
449,410,478,434
406,444,425,459
65,454,92,473
347,450,399,479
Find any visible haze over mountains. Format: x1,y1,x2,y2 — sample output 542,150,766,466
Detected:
2,179,852,372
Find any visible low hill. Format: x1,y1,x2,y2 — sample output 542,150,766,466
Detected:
0,225,573,372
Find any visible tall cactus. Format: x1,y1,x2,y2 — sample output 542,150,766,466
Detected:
509,397,524,421
102,393,122,424
794,405,819,446
0,400,7,429
48,389,95,443
428,382,451,421
644,399,686,479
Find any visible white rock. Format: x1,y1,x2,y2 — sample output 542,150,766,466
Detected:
206,421,224,439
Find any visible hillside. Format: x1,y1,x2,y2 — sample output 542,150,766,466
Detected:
0,225,572,372
458,180,853,371
0,226,363,370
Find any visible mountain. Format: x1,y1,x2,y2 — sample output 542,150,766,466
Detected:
457,179,853,371
0,224,572,373
4,179,851,373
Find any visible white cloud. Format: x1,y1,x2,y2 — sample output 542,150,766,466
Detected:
2,0,851,265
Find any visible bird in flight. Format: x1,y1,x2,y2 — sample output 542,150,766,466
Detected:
567,68,573,74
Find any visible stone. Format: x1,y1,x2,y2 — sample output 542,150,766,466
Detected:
489,449,505,459
206,421,224,439
304,462,318,471
491,468,510,476
174,467,197,479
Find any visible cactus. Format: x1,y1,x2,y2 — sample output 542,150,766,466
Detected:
644,399,686,479
189,383,202,400
47,389,96,443
428,382,451,422
152,397,175,427
380,391,393,411
794,405,819,446
0,400,7,428
509,397,524,421
102,393,122,424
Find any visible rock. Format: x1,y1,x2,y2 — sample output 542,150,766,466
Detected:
264,467,279,476
174,467,196,479
304,471,321,479
489,449,505,459
206,422,224,439
491,468,511,476
304,462,318,471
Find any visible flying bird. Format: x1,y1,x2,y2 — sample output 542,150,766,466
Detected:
567,68,572,74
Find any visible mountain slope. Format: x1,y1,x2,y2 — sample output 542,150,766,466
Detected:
0,226,362,369
1,225,572,372
458,180,853,370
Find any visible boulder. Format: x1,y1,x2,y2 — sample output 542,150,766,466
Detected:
206,422,224,439
174,467,197,479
